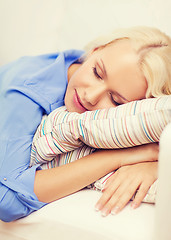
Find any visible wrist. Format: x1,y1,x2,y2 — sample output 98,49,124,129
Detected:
120,143,159,167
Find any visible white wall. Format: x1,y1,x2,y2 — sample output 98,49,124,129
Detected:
0,0,170,65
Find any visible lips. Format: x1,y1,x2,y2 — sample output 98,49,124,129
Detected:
73,90,88,112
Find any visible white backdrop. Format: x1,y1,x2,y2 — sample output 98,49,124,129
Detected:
0,0,170,65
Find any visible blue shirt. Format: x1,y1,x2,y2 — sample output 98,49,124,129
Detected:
0,49,84,222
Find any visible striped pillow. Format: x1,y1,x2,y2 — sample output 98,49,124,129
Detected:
31,95,171,165
30,95,171,204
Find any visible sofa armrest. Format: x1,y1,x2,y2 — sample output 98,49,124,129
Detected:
154,123,171,240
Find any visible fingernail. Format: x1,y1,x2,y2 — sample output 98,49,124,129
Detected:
111,206,120,215
95,203,101,212
101,208,109,217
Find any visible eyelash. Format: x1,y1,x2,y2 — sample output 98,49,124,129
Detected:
92,66,102,79
109,93,121,106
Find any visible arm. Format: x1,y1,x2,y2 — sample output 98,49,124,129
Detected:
34,143,158,203
0,90,47,222
0,58,48,222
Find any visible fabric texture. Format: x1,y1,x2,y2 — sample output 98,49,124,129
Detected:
30,95,171,203
0,49,84,222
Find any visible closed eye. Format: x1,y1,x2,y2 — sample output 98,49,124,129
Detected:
92,66,102,79
109,93,122,106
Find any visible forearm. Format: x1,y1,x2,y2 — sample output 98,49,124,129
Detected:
34,143,158,203
34,149,121,203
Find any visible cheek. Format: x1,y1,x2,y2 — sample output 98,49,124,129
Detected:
65,72,82,104
93,96,115,110
70,70,90,89
68,69,83,88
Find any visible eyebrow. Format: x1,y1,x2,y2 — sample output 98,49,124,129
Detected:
100,59,129,102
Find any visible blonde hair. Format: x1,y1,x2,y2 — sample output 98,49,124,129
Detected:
84,26,171,98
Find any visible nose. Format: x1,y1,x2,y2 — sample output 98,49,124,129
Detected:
84,84,107,106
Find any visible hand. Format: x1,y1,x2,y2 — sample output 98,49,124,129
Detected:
95,161,158,217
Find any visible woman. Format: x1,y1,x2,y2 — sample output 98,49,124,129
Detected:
0,26,170,222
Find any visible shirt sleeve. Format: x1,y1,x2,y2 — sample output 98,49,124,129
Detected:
0,51,84,222
0,85,47,222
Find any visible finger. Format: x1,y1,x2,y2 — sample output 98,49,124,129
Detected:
101,179,138,216
102,171,116,191
95,177,120,212
131,182,150,209
95,186,117,211
109,181,139,215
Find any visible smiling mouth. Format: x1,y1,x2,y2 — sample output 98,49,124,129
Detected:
74,90,88,112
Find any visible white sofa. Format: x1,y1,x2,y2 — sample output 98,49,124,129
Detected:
153,123,171,240
0,1,171,239
0,189,155,240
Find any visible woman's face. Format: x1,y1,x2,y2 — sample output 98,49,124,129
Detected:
65,40,147,113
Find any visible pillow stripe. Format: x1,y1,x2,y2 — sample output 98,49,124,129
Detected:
124,118,137,146
109,118,121,148
112,119,125,148
133,101,138,115
146,113,158,141
140,113,154,142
